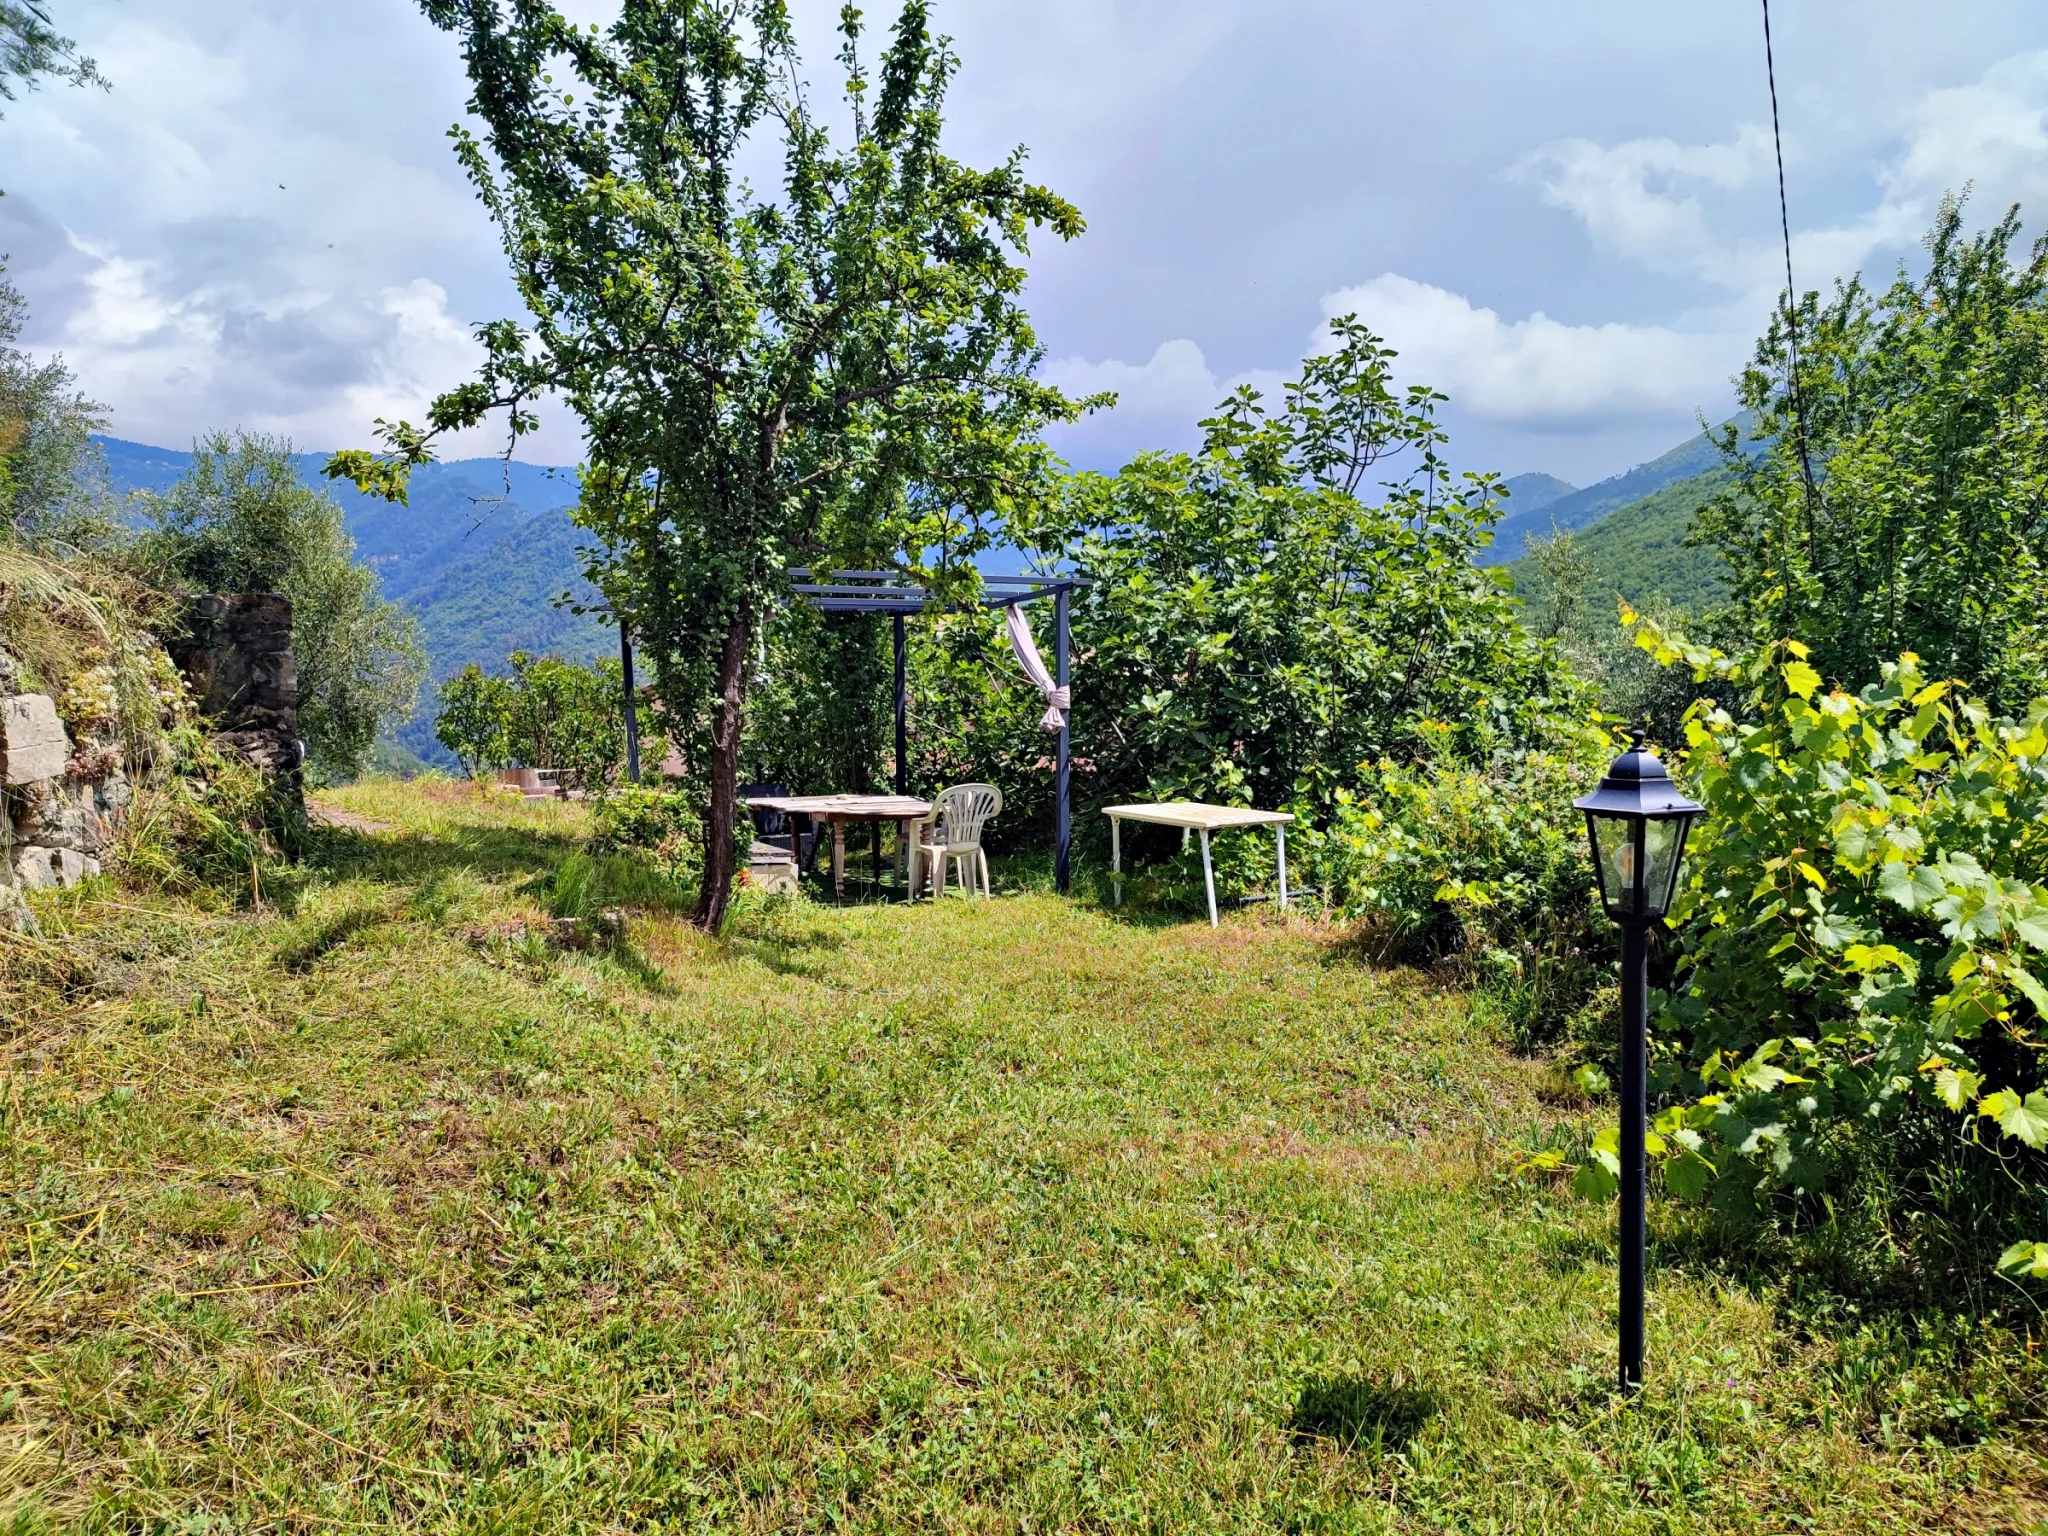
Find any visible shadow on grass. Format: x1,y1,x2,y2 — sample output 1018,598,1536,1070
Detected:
727,920,847,980
306,819,579,890
596,937,677,997
1289,1375,1437,1454
272,904,387,973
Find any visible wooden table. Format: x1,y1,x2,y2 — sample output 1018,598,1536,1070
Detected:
1101,802,1294,926
745,794,932,904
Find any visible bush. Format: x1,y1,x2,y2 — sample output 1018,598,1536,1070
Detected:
435,664,515,775
1016,319,1587,844
744,605,896,800
1306,731,1614,1047
588,783,703,886
1627,611,2048,1281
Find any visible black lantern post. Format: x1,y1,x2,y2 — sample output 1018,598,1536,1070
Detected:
1573,731,1702,1393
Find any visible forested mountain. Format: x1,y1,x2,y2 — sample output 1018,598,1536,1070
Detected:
1505,466,1733,628
1499,471,1577,518
1546,468,1731,612
1482,425,1742,566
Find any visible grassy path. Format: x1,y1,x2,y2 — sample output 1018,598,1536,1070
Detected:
0,782,2039,1532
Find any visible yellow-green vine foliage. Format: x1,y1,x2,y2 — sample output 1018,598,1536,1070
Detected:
1619,608,2048,1279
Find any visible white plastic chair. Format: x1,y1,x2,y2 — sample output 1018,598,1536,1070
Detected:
915,783,1003,899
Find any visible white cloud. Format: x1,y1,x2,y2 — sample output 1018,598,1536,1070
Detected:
1511,125,1774,282
1887,49,2048,214
31,224,583,461
1320,274,1736,425
1042,339,1285,423
1043,45,2048,466
1040,339,1287,463
1516,49,2048,306
1044,276,1738,449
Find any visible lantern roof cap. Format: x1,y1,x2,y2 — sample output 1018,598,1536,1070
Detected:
1573,730,1704,819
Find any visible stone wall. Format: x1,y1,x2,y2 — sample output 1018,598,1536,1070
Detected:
0,591,300,921
0,680,132,902
169,594,303,787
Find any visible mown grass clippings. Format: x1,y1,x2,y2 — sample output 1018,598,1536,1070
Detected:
0,778,2040,1533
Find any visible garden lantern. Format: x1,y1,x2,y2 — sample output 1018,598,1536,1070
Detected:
1574,731,1702,1393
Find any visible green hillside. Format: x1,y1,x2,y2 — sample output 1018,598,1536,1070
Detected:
1486,430,1724,565
1508,467,1732,621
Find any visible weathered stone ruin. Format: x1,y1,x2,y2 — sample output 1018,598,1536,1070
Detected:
0,663,133,899
169,594,303,791
0,592,302,921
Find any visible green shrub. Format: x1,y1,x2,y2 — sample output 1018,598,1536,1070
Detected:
1306,730,1613,1047
588,783,702,885
1626,612,2048,1280
434,663,514,775
1016,319,1588,846
111,726,300,907
433,651,637,790
744,604,896,802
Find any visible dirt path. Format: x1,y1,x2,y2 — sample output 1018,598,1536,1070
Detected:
307,800,391,834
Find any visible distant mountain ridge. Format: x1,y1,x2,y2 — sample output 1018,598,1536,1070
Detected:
1509,467,1734,619
1484,425,1746,566
1500,472,1576,517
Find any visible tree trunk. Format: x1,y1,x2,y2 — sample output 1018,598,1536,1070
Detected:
693,606,753,933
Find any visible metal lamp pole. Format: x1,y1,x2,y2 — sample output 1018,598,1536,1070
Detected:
1574,732,1701,1396
1617,904,1650,1393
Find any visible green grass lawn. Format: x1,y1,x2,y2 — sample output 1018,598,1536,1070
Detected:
2,780,2042,1533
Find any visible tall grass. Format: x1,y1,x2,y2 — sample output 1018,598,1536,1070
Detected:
0,778,2041,1533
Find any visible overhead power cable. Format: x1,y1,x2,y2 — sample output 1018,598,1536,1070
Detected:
1761,0,1821,535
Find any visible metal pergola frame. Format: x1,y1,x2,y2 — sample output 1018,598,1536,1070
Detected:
786,569,1086,893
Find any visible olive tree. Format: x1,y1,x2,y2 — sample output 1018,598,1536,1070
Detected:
331,0,1088,930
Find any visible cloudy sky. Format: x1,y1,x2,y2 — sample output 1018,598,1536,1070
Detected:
5,1,2048,487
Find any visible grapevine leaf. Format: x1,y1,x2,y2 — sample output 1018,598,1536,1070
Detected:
1663,1148,1715,1201
1979,1089,2048,1149
1933,1066,1982,1112
1996,1240,2048,1280
1572,1153,1618,1201
2010,964,2048,1016
2011,913,2048,951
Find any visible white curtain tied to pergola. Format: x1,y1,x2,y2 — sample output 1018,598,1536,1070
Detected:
1005,603,1069,732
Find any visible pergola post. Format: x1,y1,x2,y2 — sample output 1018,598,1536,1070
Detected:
1055,583,1071,895
618,618,641,783
893,612,908,797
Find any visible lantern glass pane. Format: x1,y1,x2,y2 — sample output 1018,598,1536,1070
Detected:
1642,816,1683,918
1645,813,1696,917
1588,812,1637,919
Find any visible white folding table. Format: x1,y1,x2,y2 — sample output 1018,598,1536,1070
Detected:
1101,801,1294,926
